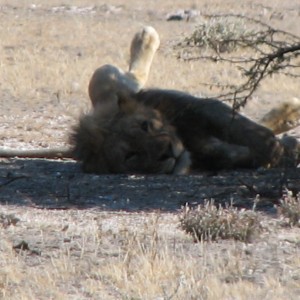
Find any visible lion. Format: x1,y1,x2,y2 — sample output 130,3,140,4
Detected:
70,92,190,174
1,25,299,173
73,87,299,172
87,25,300,171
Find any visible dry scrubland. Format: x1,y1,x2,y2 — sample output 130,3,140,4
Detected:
0,0,300,299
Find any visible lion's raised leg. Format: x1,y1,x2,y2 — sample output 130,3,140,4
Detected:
126,26,160,90
89,26,160,108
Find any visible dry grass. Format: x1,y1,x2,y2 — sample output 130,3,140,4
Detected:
0,0,300,299
0,206,300,299
180,200,262,242
277,189,300,227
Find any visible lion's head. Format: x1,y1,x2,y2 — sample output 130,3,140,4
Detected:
70,93,190,174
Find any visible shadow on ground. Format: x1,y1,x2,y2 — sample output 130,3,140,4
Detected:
0,158,299,212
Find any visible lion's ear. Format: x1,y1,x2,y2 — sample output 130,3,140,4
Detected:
117,92,138,114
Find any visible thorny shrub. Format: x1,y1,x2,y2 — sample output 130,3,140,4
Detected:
182,17,251,53
179,200,262,242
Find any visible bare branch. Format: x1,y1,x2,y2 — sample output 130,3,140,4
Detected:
176,14,300,107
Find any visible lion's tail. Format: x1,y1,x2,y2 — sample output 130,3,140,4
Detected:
259,97,300,134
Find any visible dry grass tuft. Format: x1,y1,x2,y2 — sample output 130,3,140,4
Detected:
277,189,300,227
0,213,20,228
180,200,262,242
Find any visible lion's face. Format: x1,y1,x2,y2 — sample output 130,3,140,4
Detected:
71,93,190,174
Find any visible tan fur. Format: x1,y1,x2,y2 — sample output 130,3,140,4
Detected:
260,97,300,134
70,93,190,174
88,26,160,108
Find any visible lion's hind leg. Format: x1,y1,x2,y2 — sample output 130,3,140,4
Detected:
89,26,160,108
126,26,160,90
88,64,127,108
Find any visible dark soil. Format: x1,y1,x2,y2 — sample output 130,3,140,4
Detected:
1,158,299,212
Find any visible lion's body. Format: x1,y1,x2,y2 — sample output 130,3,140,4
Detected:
98,89,283,170
134,89,287,169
